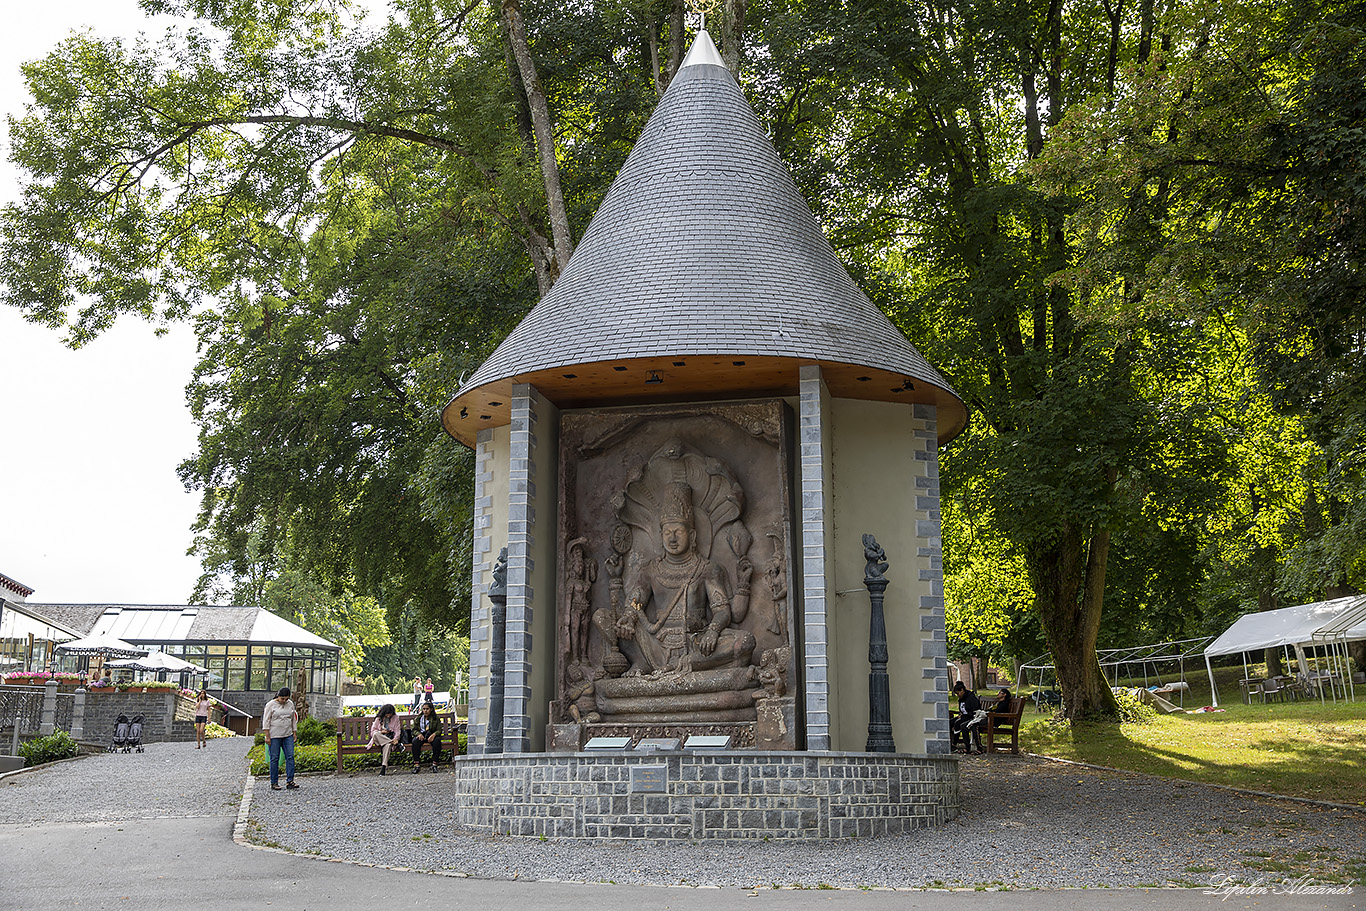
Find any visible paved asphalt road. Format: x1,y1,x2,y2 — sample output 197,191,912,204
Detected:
0,742,1357,911
0,816,1358,911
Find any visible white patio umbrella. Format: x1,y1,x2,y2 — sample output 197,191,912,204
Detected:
106,650,209,674
53,634,147,659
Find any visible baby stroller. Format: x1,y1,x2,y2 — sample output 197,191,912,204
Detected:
110,713,130,753
126,714,145,753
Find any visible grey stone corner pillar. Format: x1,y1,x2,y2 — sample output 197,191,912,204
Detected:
502,383,553,753
798,364,834,751
71,689,87,740
40,679,59,735
912,402,951,754
163,693,176,743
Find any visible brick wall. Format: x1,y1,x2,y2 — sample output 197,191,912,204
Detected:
450,751,960,840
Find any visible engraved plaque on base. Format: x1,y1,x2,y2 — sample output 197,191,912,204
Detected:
630,764,668,793
547,722,584,753
634,737,681,752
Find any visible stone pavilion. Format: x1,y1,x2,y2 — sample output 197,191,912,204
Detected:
440,31,968,838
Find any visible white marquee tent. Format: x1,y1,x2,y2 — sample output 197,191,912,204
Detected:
1203,596,1366,705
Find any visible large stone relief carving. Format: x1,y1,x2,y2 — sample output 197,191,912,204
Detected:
554,401,797,748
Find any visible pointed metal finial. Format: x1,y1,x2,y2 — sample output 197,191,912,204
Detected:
687,0,720,33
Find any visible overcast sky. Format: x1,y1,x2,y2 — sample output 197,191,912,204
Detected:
2,2,207,604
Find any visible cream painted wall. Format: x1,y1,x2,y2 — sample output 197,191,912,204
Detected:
469,425,511,751
828,398,935,753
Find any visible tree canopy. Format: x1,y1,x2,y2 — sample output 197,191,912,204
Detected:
4,0,1363,714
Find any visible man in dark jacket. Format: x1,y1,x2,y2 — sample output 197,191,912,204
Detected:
950,681,984,753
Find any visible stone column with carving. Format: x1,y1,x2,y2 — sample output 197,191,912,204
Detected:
862,535,895,752
485,548,509,754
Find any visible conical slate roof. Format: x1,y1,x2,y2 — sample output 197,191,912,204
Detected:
442,32,966,446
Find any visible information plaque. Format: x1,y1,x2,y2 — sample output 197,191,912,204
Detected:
629,764,668,793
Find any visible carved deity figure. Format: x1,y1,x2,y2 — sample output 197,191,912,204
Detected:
863,533,889,582
565,538,597,665
614,482,756,677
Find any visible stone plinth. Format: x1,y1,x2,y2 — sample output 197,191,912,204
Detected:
449,751,959,840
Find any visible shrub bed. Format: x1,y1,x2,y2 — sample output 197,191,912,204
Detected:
19,730,80,767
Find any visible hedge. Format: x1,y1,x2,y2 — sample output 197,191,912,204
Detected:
249,733,467,775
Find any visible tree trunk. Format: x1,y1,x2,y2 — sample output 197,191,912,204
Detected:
501,0,574,279
1029,519,1119,720
1349,641,1366,676
660,0,685,93
717,0,747,73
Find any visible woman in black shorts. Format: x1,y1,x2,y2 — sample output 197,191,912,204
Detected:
194,690,212,749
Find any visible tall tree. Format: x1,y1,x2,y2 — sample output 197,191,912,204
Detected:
1031,0,1366,663
740,0,1196,718
2,0,668,630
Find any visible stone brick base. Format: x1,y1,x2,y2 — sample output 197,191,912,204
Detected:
450,751,959,840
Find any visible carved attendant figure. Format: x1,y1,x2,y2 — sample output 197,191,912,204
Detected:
616,482,755,677
565,537,597,665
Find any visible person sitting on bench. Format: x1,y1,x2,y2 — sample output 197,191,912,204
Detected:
410,701,443,772
951,681,985,754
367,704,402,775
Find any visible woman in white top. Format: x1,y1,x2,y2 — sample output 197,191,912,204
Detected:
261,688,299,790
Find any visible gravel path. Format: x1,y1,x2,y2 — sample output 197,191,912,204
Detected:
3,742,1362,889
244,755,1366,890
0,738,247,824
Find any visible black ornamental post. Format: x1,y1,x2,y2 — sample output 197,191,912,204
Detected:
862,534,896,752
485,547,509,754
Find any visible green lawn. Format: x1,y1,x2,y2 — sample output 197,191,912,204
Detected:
1020,699,1366,806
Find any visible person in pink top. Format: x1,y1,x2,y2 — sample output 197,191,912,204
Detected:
367,704,402,775
194,691,212,749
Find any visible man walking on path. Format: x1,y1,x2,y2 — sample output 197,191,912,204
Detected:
262,687,299,791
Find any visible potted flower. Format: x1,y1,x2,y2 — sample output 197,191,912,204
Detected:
2,671,48,686
3,671,84,689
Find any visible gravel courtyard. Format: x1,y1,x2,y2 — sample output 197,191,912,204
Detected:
2,738,1362,891
0,738,244,824
241,748,1366,890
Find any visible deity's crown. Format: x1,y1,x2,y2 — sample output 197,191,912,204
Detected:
659,482,695,526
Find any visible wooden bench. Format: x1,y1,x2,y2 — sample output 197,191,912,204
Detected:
335,711,467,772
983,695,1026,754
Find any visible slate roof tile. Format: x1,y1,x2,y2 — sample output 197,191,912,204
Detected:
452,38,962,423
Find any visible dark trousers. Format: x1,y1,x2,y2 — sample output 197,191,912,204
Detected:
411,734,442,764
950,717,981,752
